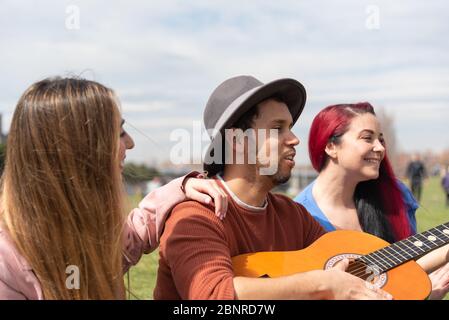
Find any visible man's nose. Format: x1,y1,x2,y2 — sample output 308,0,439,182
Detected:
287,131,300,146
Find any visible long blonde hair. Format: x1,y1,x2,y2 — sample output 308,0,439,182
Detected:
1,77,125,299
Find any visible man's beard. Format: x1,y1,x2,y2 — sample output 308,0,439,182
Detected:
258,157,292,186
269,170,291,186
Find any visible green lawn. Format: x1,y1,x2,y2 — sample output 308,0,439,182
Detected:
414,177,448,232
125,249,158,300
123,194,159,300
409,177,449,300
125,176,449,300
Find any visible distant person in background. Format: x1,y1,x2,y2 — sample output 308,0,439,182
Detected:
406,154,427,202
146,176,163,193
442,167,449,208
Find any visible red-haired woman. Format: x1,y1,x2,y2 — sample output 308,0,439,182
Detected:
294,102,449,299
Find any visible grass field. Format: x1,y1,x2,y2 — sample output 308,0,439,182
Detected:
124,176,449,300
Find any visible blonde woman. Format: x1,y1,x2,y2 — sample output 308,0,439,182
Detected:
0,77,227,299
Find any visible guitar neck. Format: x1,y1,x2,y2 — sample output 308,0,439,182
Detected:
358,222,449,273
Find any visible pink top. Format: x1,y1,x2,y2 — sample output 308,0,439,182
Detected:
0,174,195,300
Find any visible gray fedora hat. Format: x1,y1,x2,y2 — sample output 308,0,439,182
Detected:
203,75,306,177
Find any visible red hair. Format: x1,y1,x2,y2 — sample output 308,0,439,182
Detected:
308,103,412,241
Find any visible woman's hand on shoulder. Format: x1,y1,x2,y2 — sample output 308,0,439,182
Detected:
183,177,228,220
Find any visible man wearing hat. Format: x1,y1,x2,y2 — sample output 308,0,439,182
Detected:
153,76,392,300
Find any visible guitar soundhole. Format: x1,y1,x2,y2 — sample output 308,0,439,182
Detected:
347,260,378,282
324,253,387,288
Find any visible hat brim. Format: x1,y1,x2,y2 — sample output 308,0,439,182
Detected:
203,78,306,176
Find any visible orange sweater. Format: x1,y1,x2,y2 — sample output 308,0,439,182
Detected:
154,180,326,300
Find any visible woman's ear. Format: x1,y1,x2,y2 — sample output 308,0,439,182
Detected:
325,142,338,159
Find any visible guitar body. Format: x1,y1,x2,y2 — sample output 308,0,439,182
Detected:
232,230,431,300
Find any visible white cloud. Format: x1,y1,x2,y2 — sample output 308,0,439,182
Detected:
120,100,175,113
1,0,448,165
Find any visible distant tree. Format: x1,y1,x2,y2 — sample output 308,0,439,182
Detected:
122,163,159,184
376,107,399,171
440,149,449,168
0,143,5,173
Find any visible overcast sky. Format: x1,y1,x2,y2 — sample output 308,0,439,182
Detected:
1,0,448,166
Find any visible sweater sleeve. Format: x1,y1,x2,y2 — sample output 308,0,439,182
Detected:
0,279,27,300
159,201,236,300
0,230,43,300
122,172,201,272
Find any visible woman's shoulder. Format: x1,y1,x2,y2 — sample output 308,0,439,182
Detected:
293,181,315,205
0,227,22,267
0,227,42,299
394,180,418,234
0,227,29,277
396,179,419,209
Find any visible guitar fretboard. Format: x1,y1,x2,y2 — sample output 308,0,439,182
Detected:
357,222,449,273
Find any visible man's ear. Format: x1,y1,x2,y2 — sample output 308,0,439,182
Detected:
325,142,338,159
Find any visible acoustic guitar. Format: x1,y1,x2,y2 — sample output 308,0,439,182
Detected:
232,222,449,300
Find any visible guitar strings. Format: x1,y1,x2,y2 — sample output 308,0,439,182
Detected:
337,230,449,280
344,245,425,279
